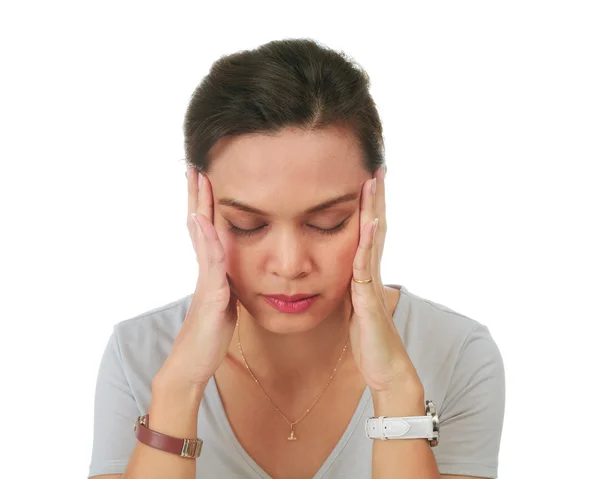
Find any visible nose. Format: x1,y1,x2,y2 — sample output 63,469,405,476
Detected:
266,227,312,280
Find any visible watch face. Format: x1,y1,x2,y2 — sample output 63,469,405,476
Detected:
426,400,440,446
426,400,437,417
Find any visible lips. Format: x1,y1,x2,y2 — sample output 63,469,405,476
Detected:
262,294,319,313
263,294,317,302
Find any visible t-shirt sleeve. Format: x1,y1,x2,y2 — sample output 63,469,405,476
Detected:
88,327,139,477
434,324,505,478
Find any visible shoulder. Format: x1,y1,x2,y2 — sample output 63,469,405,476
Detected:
109,293,193,384
390,284,492,344
388,284,504,399
113,293,192,343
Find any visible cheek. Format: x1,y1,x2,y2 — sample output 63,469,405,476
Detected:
332,239,357,273
321,229,359,282
313,234,357,301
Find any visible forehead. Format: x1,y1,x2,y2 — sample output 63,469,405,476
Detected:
208,126,367,206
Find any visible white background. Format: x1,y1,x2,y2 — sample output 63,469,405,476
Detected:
1,1,598,477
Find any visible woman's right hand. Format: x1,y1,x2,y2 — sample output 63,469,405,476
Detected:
154,166,239,392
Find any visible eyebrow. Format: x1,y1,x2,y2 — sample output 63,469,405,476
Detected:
218,192,360,216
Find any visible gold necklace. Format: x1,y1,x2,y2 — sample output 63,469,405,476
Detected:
235,300,349,441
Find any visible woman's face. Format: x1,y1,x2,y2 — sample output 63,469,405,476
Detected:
208,125,371,333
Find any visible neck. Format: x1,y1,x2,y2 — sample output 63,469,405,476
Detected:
233,298,353,392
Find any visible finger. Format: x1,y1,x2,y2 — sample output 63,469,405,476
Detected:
352,217,378,295
374,166,387,219
354,177,376,287
198,171,214,224
359,176,377,247
186,165,198,218
353,178,377,283
372,166,387,292
192,213,228,292
353,175,387,310
187,165,215,222
186,166,199,251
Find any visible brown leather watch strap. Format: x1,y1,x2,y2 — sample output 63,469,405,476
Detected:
134,414,203,458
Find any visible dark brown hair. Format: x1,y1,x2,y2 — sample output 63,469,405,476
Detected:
183,38,385,174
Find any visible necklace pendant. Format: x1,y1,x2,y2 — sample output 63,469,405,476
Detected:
287,425,297,441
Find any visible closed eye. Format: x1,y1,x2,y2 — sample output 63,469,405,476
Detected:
228,218,350,238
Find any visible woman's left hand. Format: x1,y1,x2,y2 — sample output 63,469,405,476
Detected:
347,166,424,410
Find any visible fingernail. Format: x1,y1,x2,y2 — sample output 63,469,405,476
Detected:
371,177,377,196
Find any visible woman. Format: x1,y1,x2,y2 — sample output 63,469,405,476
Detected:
89,38,505,479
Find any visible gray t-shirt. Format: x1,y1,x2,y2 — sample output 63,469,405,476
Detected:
89,284,505,478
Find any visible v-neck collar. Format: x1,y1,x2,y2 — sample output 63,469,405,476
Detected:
203,284,408,478
207,374,373,478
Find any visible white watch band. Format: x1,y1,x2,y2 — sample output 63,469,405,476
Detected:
365,400,440,446
366,416,433,440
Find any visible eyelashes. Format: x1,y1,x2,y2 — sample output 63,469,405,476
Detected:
227,217,351,238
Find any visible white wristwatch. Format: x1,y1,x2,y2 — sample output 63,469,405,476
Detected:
365,400,440,447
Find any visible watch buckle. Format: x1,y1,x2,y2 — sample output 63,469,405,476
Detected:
181,438,203,458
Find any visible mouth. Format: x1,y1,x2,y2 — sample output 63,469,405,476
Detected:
263,294,317,302
261,294,319,313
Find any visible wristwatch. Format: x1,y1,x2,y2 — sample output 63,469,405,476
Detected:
134,414,203,458
365,400,440,447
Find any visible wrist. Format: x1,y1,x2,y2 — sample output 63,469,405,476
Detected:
371,380,425,417
149,376,206,437
152,368,208,402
